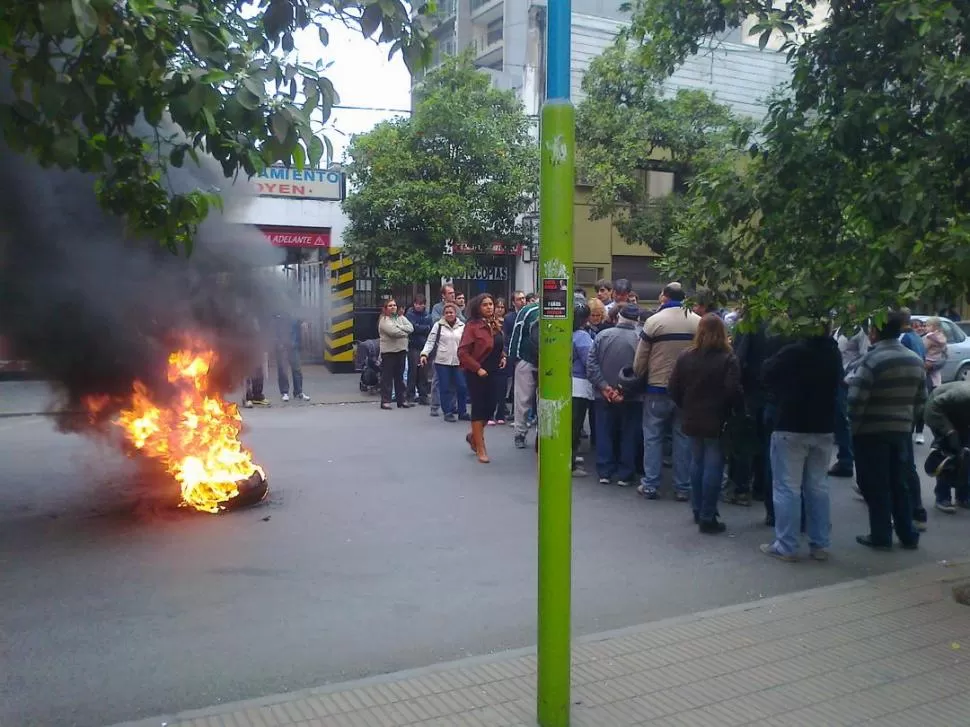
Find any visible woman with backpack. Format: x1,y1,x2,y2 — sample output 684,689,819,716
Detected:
420,303,467,423
458,293,507,463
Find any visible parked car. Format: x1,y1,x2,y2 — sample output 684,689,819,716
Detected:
957,320,970,338
912,315,970,382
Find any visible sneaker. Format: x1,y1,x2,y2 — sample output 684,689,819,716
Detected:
637,484,658,500
598,477,611,485
430,408,440,417
251,398,271,407
809,547,830,562
295,393,310,401
242,400,254,409
760,543,797,562
674,491,690,502
444,413,458,423
616,479,635,488
572,467,588,478
514,434,527,449
487,420,496,426
915,433,925,445
281,393,290,402
699,518,726,534
827,463,854,478
936,500,957,514
496,419,506,425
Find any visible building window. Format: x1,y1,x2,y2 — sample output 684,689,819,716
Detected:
486,18,503,45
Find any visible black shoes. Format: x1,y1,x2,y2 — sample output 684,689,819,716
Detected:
699,518,727,534
856,534,918,551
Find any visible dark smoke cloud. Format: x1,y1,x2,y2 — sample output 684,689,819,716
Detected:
0,132,292,427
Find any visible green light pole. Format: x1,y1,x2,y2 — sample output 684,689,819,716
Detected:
537,1,574,725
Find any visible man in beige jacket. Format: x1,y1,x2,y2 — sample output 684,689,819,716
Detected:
634,282,700,500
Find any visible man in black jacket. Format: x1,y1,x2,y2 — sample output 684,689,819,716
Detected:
760,327,844,562
405,295,433,405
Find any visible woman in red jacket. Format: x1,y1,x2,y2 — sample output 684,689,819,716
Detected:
458,293,507,463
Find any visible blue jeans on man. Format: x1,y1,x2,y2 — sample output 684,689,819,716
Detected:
641,392,690,495
768,431,832,556
594,399,642,482
690,437,724,522
832,383,853,470
434,364,467,417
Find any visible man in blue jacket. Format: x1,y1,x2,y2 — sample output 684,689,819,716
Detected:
406,295,433,405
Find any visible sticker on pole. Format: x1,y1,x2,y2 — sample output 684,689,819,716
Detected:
541,278,569,319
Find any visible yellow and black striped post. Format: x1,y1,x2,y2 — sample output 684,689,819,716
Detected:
325,249,355,372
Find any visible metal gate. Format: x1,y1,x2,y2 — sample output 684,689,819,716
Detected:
279,261,326,364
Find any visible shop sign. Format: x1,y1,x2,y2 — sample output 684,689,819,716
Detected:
445,241,523,256
253,167,345,201
468,265,509,281
260,227,331,247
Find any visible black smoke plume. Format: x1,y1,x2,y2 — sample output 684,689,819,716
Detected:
0,136,290,428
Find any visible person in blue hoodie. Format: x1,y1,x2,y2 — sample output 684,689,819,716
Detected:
406,295,433,405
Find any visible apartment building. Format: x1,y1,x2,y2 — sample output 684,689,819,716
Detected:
412,1,795,298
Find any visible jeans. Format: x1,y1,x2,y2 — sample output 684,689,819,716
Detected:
407,348,431,402
904,436,928,523
275,344,303,396
727,398,766,497
769,431,832,555
572,397,592,467
641,392,690,494
934,428,970,504
594,399,642,481
513,361,537,436
434,364,467,416
854,433,919,547
690,437,724,522
833,383,853,467
380,350,407,405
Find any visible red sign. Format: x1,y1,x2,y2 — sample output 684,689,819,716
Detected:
260,227,331,248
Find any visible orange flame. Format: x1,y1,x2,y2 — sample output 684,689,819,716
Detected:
98,348,263,513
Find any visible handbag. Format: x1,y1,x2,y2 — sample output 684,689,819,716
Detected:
427,322,444,363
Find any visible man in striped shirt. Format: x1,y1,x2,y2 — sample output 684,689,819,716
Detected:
848,310,927,550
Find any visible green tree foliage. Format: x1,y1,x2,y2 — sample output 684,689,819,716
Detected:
0,0,434,252
342,54,538,287
576,44,752,256
622,0,970,331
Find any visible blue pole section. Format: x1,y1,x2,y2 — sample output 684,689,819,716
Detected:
546,0,571,100
537,1,574,726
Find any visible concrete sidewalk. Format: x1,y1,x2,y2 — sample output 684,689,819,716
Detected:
111,561,970,727
0,365,373,417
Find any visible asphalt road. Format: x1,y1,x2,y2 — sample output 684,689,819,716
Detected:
2,405,969,727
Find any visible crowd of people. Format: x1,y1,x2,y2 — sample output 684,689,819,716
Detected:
376,278,969,560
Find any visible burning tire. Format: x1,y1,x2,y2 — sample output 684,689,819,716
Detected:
226,470,269,511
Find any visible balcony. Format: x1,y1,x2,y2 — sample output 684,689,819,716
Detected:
472,24,503,68
469,0,503,25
